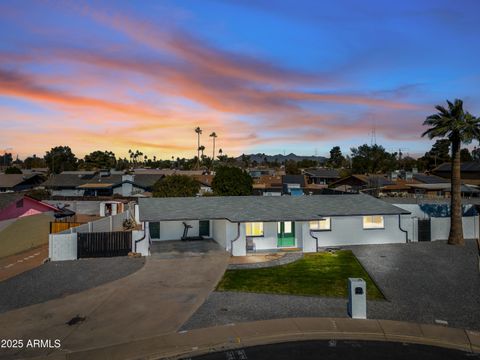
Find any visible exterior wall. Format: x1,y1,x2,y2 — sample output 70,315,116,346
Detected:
212,219,228,249
430,216,479,241
302,215,406,251
46,200,101,215
0,197,56,221
150,220,200,241
49,233,77,261
51,189,85,197
251,222,279,250
132,229,149,256
0,213,54,258
231,222,245,256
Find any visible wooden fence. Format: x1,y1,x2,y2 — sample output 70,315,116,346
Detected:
77,231,132,258
50,222,83,234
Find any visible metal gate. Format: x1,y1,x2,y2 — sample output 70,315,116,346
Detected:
417,219,431,242
77,231,132,258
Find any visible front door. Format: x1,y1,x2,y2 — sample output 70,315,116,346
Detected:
277,221,295,247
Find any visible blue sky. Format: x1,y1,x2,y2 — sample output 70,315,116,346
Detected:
0,0,479,159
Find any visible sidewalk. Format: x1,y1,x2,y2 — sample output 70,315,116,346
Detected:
56,318,480,360
0,244,48,282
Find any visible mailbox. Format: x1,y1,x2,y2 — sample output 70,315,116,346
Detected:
348,278,367,319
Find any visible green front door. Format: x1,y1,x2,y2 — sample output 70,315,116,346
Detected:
277,221,295,247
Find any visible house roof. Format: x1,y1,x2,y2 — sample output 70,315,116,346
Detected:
433,161,480,172
0,193,23,212
304,168,340,179
330,174,394,188
282,175,306,186
43,173,162,190
139,194,409,222
0,174,41,188
413,173,449,184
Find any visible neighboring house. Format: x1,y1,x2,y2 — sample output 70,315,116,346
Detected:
248,168,276,179
432,161,480,185
42,171,163,197
192,175,214,195
139,194,410,256
0,193,59,222
252,175,283,196
303,168,340,187
282,175,305,195
330,175,394,193
0,173,45,193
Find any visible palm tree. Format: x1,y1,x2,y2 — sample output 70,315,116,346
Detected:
422,99,480,245
195,127,202,169
198,145,206,163
209,132,218,162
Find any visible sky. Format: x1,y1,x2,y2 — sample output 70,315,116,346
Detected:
1,0,480,160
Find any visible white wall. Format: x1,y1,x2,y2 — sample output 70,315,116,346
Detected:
132,229,149,256
212,219,228,249
430,216,479,241
49,233,77,261
252,222,279,250
302,215,407,251
151,220,199,241
231,222,245,256
51,189,85,197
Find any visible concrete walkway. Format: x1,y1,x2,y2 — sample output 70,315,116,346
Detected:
41,318,480,359
0,247,229,359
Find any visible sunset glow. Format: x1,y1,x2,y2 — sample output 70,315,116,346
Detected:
1,0,479,159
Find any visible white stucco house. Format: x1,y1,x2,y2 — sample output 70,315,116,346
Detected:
138,194,411,256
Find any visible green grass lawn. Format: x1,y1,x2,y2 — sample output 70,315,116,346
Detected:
217,250,384,300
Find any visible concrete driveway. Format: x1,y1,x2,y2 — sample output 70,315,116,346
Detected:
0,241,229,359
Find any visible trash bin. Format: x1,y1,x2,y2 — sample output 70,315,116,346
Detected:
348,278,366,319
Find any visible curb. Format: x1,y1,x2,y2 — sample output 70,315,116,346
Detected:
43,317,480,360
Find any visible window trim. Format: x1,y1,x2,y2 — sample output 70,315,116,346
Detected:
245,222,264,237
362,215,385,230
309,218,331,232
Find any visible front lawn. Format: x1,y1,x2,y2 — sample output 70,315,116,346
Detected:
217,250,384,300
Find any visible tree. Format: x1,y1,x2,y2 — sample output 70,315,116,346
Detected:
0,152,13,167
83,150,116,170
152,175,200,197
195,126,202,169
209,132,218,164
327,146,346,168
418,139,451,170
350,144,397,174
285,160,301,175
5,166,22,174
422,99,480,245
44,146,77,174
460,148,473,162
240,153,250,168
24,155,46,169
211,166,253,195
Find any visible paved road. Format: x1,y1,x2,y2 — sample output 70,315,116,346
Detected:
0,245,48,282
186,340,476,360
0,256,145,313
184,240,480,331
0,241,229,359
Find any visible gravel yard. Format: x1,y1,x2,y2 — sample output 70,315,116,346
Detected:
183,240,480,331
0,256,145,313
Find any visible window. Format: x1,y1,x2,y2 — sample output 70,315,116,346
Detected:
246,222,264,237
363,216,384,229
309,218,331,231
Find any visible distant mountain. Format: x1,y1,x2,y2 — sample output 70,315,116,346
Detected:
236,153,327,164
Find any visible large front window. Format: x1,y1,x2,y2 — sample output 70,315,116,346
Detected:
309,218,331,230
363,216,384,229
246,222,264,236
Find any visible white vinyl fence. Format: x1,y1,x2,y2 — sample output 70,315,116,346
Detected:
49,209,149,261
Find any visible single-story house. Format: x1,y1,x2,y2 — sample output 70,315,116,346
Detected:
0,193,59,222
303,168,340,186
432,161,480,185
330,174,395,193
0,173,45,193
139,194,410,256
42,172,164,197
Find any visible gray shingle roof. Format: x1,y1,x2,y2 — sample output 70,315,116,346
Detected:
304,168,340,178
139,194,409,222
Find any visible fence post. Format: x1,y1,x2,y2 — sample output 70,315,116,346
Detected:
88,221,93,233
110,216,113,231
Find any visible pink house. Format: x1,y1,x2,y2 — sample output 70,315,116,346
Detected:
0,194,59,222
